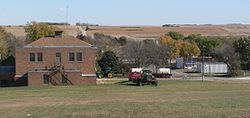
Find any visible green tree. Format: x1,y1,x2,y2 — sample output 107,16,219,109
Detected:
98,51,119,71
0,27,18,61
160,35,179,59
160,35,200,58
185,34,222,56
0,27,23,66
0,38,8,61
234,37,250,70
166,31,184,40
0,27,8,60
25,22,55,43
178,40,201,57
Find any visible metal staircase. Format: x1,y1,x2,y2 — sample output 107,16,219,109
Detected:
47,66,72,85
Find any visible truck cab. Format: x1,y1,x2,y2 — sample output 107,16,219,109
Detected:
128,68,143,82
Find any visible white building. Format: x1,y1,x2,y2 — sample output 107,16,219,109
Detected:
176,58,184,69
176,57,214,69
196,62,228,74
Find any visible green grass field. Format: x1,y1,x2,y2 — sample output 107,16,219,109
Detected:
1,80,250,118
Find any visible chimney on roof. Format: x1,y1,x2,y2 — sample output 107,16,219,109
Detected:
55,30,63,38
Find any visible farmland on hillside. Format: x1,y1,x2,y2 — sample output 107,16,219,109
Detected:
3,24,250,40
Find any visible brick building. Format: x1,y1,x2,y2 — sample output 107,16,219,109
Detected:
15,32,97,87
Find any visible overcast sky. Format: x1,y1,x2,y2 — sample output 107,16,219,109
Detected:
0,0,250,25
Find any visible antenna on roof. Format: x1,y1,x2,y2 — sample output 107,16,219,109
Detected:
66,5,69,30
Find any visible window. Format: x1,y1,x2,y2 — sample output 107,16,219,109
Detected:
69,52,75,61
56,53,61,58
43,74,49,84
56,53,61,66
30,53,35,62
37,53,43,62
76,52,83,62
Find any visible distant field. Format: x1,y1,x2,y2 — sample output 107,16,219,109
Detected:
2,24,250,40
87,25,229,40
1,80,250,118
2,25,80,37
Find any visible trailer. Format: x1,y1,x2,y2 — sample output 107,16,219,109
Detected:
153,68,172,78
196,62,228,74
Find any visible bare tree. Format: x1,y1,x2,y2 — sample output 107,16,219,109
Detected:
121,40,170,69
121,41,145,67
213,40,241,76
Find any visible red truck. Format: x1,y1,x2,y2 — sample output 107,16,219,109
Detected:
128,68,143,83
128,72,142,83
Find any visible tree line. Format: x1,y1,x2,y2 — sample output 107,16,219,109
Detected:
0,27,23,66
93,31,250,76
1,22,250,76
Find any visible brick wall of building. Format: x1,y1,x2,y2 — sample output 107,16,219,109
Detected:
16,47,96,75
16,47,97,86
28,71,97,87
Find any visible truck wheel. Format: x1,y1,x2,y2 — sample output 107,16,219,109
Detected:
155,80,159,86
107,73,113,78
98,75,102,78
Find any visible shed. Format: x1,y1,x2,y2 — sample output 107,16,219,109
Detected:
196,62,228,74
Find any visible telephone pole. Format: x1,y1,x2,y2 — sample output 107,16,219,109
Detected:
169,46,172,74
202,45,205,82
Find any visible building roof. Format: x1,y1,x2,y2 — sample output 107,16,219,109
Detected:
26,36,93,48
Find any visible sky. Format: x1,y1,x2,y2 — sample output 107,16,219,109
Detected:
0,0,250,26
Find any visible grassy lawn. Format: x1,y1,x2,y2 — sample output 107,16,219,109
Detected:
1,80,250,118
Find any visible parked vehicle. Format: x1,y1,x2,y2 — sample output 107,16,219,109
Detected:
129,68,158,86
153,68,172,78
137,70,158,86
128,68,143,82
131,68,143,73
128,72,142,82
96,67,114,78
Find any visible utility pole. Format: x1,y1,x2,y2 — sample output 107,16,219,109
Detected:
202,45,204,82
209,53,211,75
169,46,172,74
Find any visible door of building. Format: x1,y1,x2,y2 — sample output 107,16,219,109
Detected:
56,53,61,67
62,75,68,85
